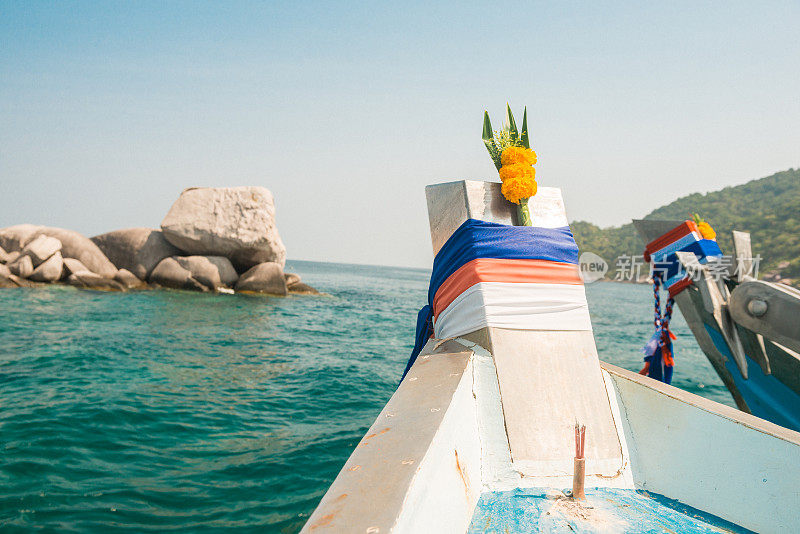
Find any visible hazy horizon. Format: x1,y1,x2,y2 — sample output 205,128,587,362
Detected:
2,2,798,268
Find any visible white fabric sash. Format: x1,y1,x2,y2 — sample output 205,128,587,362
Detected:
433,282,592,339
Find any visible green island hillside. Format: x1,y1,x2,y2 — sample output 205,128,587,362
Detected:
571,168,800,287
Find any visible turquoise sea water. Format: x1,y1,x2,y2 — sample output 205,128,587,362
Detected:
0,261,733,533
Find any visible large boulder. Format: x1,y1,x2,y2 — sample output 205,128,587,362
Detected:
29,227,117,278
173,256,238,290
29,252,63,282
91,228,181,280
21,235,62,266
149,257,208,292
0,224,42,252
235,262,287,295
160,187,286,270
9,255,34,278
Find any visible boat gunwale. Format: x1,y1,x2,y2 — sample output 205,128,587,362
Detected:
601,360,800,446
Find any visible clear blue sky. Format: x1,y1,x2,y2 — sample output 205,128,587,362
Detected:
2,1,798,268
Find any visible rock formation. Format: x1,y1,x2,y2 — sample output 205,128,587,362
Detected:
0,186,317,296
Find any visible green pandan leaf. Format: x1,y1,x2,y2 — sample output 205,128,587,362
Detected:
483,111,502,170
520,107,529,149
482,111,494,143
506,103,518,142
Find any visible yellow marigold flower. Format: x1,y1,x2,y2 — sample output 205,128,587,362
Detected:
501,176,538,204
498,163,535,183
501,146,537,167
698,221,716,240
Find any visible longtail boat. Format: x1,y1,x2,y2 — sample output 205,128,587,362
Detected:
634,219,800,432
303,181,800,533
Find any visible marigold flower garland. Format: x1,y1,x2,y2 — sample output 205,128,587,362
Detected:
692,213,716,240
482,105,538,226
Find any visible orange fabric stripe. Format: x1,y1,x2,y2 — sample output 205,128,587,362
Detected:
432,258,583,317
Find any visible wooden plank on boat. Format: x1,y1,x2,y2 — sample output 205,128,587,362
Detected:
732,230,754,282
425,181,568,255
486,328,624,477
302,341,477,533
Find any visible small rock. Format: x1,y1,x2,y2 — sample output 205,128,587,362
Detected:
235,262,287,295
173,256,238,290
29,252,64,282
10,275,41,287
288,282,319,294
67,271,125,291
5,251,20,264
0,245,9,264
114,268,145,289
1,273,40,288
284,272,319,294
9,255,34,278
149,257,208,292
284,272,301,287
63,258,91,277
0,264,10,277
21,235,62,266
91,228,181,280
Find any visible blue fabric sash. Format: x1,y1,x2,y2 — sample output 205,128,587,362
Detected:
653,239,722,283
642,329,675,384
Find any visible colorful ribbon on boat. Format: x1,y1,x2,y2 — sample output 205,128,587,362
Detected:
640,271,677,384
403,219,591,378
643,221,722,296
